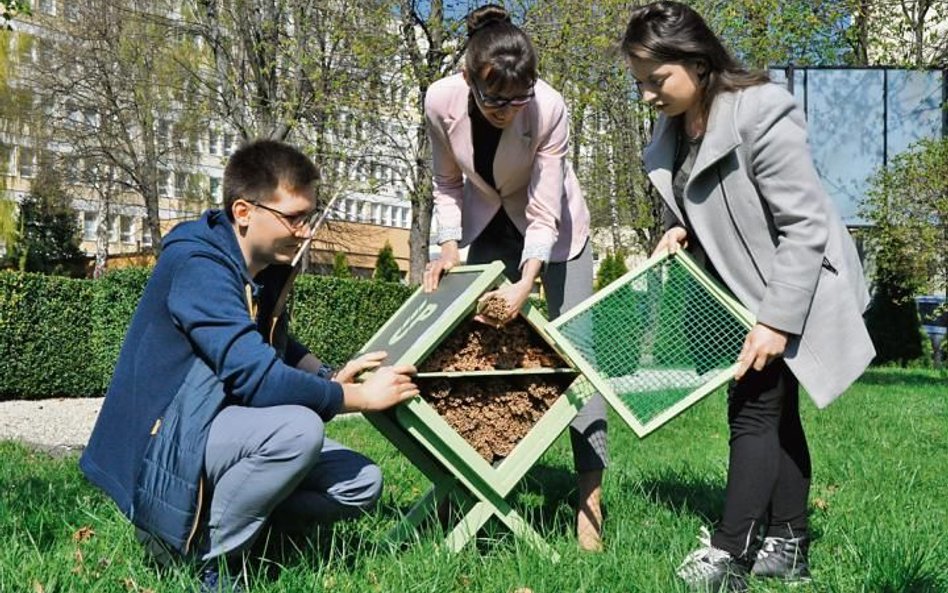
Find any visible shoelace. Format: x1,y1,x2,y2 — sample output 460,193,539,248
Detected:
678,527,732,579
757,536,779,559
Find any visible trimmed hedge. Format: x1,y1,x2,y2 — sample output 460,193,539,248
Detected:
0,272,98,398
0,269,412,400
290,276,414,367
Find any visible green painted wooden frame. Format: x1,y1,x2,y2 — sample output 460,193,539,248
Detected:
546,250,756,438
359,263,589,560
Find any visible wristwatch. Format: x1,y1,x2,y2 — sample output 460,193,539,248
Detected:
315,363,335,379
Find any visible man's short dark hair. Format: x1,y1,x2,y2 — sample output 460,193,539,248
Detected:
223,139,320,221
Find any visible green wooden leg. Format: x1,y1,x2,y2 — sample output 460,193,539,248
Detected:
443,499,493,553
365,411,459,546
385,477,459,547
487,496,560,562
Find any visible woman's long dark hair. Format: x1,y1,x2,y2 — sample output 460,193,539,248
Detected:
465,4,537,94
622,1,768,116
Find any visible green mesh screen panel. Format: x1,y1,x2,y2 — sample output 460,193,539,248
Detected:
548,252,754,436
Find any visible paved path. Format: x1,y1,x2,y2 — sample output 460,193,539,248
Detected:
0,397,102,454
0,397,361,455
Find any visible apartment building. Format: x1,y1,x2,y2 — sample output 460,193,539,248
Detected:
1,0,416,278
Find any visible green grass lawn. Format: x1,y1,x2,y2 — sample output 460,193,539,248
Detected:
1,368,946,592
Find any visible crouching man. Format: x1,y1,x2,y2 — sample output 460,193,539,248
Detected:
80,139,417,591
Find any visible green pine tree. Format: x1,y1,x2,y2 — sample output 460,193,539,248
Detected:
595,250,628,291
373,241,402,283
332,251,352,278
4,164,85,277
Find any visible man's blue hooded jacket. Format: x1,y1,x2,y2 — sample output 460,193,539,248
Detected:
79,209,343,554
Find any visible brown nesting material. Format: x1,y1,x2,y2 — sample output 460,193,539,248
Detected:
420,375,572,463
478,295,511,326
419,315,565,372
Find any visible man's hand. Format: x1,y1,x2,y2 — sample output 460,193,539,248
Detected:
342,365,418,412
651,226,688,257
735,323,789,381
423,241,461,293
334,350,387,384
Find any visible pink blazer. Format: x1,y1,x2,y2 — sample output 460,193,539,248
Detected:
425,73,590,265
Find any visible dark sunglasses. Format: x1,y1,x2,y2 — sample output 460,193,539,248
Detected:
472,80,535,109
249,201,318,230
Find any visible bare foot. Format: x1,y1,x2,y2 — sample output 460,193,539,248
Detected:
577,469,604,552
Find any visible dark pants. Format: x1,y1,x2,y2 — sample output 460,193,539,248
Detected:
711,360,811,558
466,208,608,472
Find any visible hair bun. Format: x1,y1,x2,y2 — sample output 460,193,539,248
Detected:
466,4,512,39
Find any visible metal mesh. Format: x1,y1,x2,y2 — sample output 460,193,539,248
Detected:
555,256,749,426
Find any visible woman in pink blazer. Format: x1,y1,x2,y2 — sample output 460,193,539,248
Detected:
422,4,607,551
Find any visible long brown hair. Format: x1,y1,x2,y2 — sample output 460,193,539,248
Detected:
622,1,769,117
464,4,537,94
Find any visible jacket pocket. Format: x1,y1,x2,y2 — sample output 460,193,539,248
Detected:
132,359,226,556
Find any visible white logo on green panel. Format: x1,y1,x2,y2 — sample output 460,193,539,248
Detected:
389,300,438,345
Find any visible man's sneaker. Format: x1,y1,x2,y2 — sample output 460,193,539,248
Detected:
677,528,751,592
198,564,246,593
751,535,811,583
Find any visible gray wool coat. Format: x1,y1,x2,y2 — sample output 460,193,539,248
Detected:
643,82,875,408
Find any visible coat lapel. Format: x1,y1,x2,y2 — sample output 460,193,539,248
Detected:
642,92,745,222
492,106,534,194
687,92,742,189
643,114,683,224
444,95,502,200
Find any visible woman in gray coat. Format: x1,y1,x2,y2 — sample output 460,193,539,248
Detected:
622,3,874,591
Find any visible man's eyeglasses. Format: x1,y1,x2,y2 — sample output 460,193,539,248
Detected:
249,201,317,230
472,80,535,109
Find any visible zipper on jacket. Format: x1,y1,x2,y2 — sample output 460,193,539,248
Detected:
717,165,766,284
184,477,205,554
821,256,838,275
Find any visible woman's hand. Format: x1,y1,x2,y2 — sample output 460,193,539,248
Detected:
475,280,532,327
423,241,461,293
735,323,788,380
334,350,387,384
651,226,688,257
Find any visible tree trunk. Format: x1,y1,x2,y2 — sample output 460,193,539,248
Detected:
94,192,110,279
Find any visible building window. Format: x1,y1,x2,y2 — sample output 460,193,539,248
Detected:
17,148,34,178
82,211,96,241
37,0,55,15
208,129,219,155
339,113,350,139
64,2,78,20
120,216,134,244
156,119,170,147
0,142,10,175
222,132,234,154
174,171,187,197
209,176,221,204
158,169,170,197
142,222,153,248
64,159,79,184
109,215,119,243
